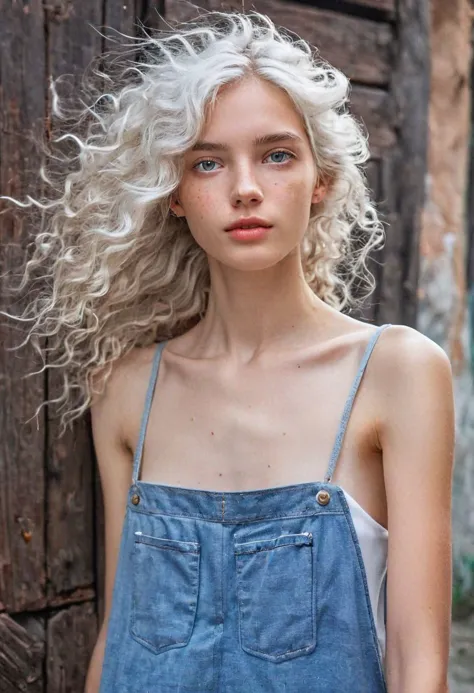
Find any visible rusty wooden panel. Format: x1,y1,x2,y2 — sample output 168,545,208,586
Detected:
350,86,396,158
44,0,101,601
46,602,98,692
0,612,44,691
0,0,47,614
164,0,393,87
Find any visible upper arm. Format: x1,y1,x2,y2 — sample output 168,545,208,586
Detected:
375,326,455,687
90,363,134,633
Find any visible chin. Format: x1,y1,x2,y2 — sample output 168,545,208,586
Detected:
216,248,291,272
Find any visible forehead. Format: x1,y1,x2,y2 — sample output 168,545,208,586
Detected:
196,76,309,147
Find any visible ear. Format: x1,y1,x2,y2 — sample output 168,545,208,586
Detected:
311,181,329,205
170,196,185,218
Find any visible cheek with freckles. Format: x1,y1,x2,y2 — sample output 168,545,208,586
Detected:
186,188,218,224
280,179,314,217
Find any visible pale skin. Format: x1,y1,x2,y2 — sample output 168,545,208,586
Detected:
85,76,455,693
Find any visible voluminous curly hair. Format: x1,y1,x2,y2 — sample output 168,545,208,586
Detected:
1,8,384,434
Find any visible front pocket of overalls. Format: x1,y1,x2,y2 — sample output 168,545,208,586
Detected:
130,532,200,655
234,532,316,663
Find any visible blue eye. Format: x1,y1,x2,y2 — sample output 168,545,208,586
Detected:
267,150,294,163
194,160,219,173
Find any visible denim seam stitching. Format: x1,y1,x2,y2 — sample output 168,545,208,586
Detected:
234,540,312,555
134,480,330,496
135,542,200,555
129,507,344,523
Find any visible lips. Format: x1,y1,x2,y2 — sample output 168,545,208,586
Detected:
225,217,272,231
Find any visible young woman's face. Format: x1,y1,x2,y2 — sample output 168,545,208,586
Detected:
171,76,327,271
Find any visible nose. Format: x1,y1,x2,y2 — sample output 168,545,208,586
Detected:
230,163,264,207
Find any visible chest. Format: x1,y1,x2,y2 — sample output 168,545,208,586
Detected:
125,351,387,529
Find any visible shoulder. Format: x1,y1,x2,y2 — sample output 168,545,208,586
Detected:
371,324,453,393
89,343,162,444
368,324,454,440
91,343,160,401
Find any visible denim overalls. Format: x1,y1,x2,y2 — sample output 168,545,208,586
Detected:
99,324,391,693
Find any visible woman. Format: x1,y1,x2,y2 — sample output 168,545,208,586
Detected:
2,10,454,693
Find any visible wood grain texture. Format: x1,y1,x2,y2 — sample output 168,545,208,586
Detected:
136,0,167,30
356,159,384,323
0,613,44,691
350,86,396,158
329,0,395,11
0,0,47,614
46,602,98,693
44,0,100,605
164,0,393,86
352,0,394,9
104,0,138,39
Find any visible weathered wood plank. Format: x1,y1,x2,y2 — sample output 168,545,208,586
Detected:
46,406,95,597
104,0,137,41
164,0,393,87
0,0,47,614
350,86,396,158
136,0,166,31
328,0,395,11
46,602,98,693
355,159,384,323
0,613,44,691
375,153,404,324
44,0,99,601
354,0,394,9
378,0,430,326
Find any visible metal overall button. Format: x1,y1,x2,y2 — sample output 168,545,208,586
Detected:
131,493,140,505
316,489,330,506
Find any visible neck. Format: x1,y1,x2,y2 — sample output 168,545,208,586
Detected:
194,249,332,358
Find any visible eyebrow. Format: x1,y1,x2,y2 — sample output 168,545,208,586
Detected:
190,131,304,152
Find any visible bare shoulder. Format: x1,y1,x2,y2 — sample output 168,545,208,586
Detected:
90,343,158,445
370,324,453,399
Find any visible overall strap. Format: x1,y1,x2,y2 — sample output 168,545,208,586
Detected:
132,341,168,485
324,324,392,483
